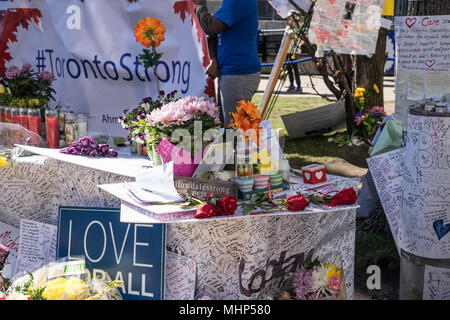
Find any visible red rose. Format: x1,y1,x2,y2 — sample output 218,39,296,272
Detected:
194,202,220,219
216,195,237,216
286,194,309,211
329,187,357,207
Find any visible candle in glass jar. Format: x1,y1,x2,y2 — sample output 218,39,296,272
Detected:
11,107,20,125
28,108,42,136
0,106,5,122
45,109,59,149
4,107,12,123
19,108,29,129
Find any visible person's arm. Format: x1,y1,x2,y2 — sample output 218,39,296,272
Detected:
193,0,228,36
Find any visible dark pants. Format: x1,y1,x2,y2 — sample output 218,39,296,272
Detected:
287,62,301,88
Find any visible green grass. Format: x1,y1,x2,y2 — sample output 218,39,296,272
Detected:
252,94,369,170
252,94,332,135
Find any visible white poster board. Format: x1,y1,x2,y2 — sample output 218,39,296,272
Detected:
366,147,405,254
398,114,450,259
0,0,212,135
394,16,450,126
423,265,450,300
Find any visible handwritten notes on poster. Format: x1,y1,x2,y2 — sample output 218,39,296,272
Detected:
394,15,450,126
395,16,450,72
398,115,450,259
308,0,384,56
165,251,196,300
14,219,57,277
367,148,405,254
423,265,450,300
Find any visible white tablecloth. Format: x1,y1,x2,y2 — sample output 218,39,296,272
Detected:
0,150,358,299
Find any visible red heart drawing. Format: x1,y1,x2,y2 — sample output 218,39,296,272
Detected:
405,17,417,28
425,59,436,68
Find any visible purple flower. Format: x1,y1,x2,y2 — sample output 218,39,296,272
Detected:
80,136,90,147
21,63,32,73
159,90,165,96
59,147,70,154
89,149,99,157
4,66,20,79
372,112,381,118
68,147,79,154
81,147,91,155
38,71,56,84
99,144,109,154
292,267,314,300
89,140,99,150
107,149,118,157
73,142,82,151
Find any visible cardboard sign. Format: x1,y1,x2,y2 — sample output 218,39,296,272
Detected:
56,207,166,300
173,176,238,200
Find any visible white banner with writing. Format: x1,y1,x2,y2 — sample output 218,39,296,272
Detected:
0,0,213,135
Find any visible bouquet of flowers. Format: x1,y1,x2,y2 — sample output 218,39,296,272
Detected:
227,100,263,146
353,85,387,142
147,95,221,155
119,91,180,147
266,258,345,300
1,257,123,300
59,136,118,158
1,63,56,109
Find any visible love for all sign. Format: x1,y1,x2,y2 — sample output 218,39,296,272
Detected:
56,207,167,300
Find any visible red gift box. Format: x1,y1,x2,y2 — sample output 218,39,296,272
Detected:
301,164,326,184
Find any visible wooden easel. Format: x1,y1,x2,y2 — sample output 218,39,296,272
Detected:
259,29,294,119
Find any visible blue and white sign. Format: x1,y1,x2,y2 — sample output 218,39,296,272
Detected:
56,206,166,300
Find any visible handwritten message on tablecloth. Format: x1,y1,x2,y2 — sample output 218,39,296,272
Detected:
165,251,196,300
0,221,19,279
367,148,405,254
423,265,450,300
398,114,450,259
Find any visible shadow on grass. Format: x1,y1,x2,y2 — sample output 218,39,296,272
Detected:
281,134,370,170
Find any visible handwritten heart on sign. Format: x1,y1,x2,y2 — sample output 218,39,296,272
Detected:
315,171,323,180
437,186,450,200
405,17,417,28
433,219,450,241
425,59,436,68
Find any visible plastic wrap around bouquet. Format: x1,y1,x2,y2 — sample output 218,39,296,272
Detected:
0,122,42,149
1,257,123,300
157,137,207,177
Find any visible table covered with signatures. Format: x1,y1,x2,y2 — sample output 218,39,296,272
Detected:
0,146,360,300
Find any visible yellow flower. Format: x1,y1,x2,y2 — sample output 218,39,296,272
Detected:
373,84,380,94
0,156,8,169
33,99,40,107
43,277,89,300
324,264,342,279
0,85,5,94
28,99,34,107
6,88,11,95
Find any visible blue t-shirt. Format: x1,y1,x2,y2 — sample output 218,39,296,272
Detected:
213,0,261,76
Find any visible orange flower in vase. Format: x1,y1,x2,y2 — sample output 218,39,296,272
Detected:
228,100,263,145
134,17,166,49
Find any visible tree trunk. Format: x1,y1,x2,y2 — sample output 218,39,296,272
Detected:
355,27,388,108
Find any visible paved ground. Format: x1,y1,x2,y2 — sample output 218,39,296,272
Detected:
257,74,396,115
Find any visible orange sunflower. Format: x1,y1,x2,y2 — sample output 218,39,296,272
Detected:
134,17,166,48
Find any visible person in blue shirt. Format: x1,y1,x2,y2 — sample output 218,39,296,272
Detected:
193,0,261,126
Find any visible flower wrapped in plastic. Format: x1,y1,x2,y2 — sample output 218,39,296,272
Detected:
272,255,346,300
3,257,123,300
